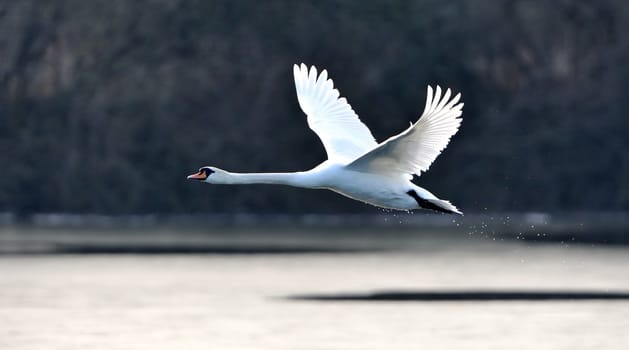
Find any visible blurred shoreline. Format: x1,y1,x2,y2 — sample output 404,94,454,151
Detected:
0,211,627,255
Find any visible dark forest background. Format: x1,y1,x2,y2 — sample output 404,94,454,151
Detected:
1,0,628,215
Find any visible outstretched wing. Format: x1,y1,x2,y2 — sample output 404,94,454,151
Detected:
347,86,463,177
293,63,377,163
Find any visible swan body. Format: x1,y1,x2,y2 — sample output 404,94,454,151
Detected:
188,64,463,214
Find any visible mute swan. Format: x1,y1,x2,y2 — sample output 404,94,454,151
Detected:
188,64,463,214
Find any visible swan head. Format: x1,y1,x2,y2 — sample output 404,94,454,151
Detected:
187,166,223,183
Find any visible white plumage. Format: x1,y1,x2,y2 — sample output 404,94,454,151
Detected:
188,64,464,214
293,63,377,163
348,85,463,178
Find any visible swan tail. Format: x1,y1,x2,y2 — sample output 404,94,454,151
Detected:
423,198,463,215
406,190,463,215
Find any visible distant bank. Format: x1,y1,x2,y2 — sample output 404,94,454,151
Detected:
1,211,627,248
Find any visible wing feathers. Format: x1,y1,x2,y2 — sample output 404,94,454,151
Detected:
348,85,463,177
293,64,462,176
293,64,377,162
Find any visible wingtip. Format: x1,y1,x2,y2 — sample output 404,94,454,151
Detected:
423,85,434,115
294,64,332,85
453,92,462,104
308,65,318,82
318,69,328,83
434,85,442,100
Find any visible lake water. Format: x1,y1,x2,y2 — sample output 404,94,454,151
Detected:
1,229,628,349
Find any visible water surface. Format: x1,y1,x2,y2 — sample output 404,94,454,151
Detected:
1,229,628,349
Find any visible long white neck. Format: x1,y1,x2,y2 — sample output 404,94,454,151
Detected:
214,171,318,188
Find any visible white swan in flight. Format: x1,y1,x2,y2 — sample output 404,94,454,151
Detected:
188,64,463,214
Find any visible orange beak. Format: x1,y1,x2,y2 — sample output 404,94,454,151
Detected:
187,171,207,180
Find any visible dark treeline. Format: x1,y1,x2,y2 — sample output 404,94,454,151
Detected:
1,0,628,214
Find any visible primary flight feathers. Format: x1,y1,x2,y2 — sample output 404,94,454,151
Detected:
348,85,463,177
294,64,462,175
293,63,377,163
